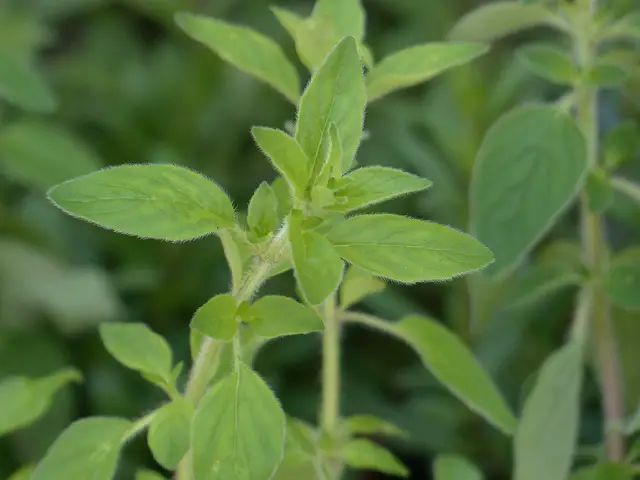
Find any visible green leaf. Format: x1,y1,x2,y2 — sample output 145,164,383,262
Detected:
366,43,488,102
434,454,483,480
148,399,192,470
571,463,634,480
248,182,279,238
192,362,285,480
248,295,324,338
313,0,365,42
219,230,253,292
191,294,239,342
586,63,630,87
0,121,101,190
470,105,587,277
32,417,132,480
330,166,432,212
393,315,516,435
0,49,55,111
0,368,81,437
339,265,385,309
449,2,561,42
611,176,640,205
344,414,406,438
48,164,235,241
136,470,166,480
514,342,583,480
99,322,173,382
252,127,309,200
290,214,344,305
327,214,494,283
603,12,640,42
270,6,304,40
603,121,640,171
585,169,613,214
296,36,366,173
517,44,576,85
7,465,35,480
339,438,409,477
502,264,582,311
605,247,640,311
174,13,299,103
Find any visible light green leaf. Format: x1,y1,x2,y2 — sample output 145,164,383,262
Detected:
0,368,81,437
603,121,640,170
174,13,299,103
327,214,494,283
296,36,366,173
586,63,630,87
611,176,640,205
148,399,192,470
339,438,409,477
514,342,583,480
585,169,613,214
393,315,516,435
434,454,483,480
219,229,253,292
0,121,101,190
136,470,166,480
517,44,576,85
605,247,640,311
252,127,309,199
502,264,582,311
270,6,304,40
330,166,432,212
192,362,285,480
603,12,640,42
339,265,385,309
366,43,488,102
570,463,634,480
48,164,235,241
344,414,406,438
248,295,324,338
32,417,132,480
191,294,239,342
449,2,562,42
7,465,35,480
248,182,279,238
313,0,365,42
290,214,344,305
99,322,173,382
470,105,587,277
0,49,55,111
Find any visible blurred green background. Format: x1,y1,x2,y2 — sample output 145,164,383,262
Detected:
1,0,640,478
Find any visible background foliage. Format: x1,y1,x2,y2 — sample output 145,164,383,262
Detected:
1,0,640,478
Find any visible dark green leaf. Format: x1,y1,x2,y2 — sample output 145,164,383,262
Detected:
0,49,55,111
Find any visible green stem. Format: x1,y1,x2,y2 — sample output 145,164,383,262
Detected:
320,295,340,434
340,311,398,337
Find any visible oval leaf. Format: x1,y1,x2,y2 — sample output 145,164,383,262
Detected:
393,315,516,435
148,399,192,470
248,295,324,338
191,294,239,342
327,214,494,283
48,164,235,241
339,438,409,477
470,105,587,277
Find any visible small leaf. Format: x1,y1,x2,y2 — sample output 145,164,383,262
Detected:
290,214,344,305
252,127,309,199
502,264,582,311
330,166,432,212
449,2,561,42
339,438,409,477
0,49,55,111
175,13,299,103
0,121,101,190
570,463,634,480
32,417,132,480
327,214,494,283
192,363,285,480
345,415,406,438
605,247,640,311
603,121,640,170
48,165,236,241
517,44,576,85
270,6,304,40
514,342,583,480
248,182,279,237
191,294,239,342
585,169,613,214
100,322,173,382
248,295,324,338
393,315,516,435
339,265,385,309
471,105,587,277
586,63,630,87
296,36,366,173
434,454,483,480
366,43,488,102
148,399,192,470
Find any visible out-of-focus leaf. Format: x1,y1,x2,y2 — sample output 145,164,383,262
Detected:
339,438,409,477
0,50,55,111
603,121,640,171
605,247,640,311
570,462,634,480
502,264,582,311
585,169,614,214
517,44,576,85
434,454,483,480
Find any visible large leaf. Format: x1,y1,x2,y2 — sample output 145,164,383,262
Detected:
296,36,366,173
191,363,285,480
434,455,483,480
32,417,132,480
514,342,583,480
470,105,587,277
393,315,516,435
248,295,324,338
148,399,192,470
366,43,488,102
327,214,494,283
175,13,299,103
0,49,55,111
339,439,409,477
48,164,235,241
